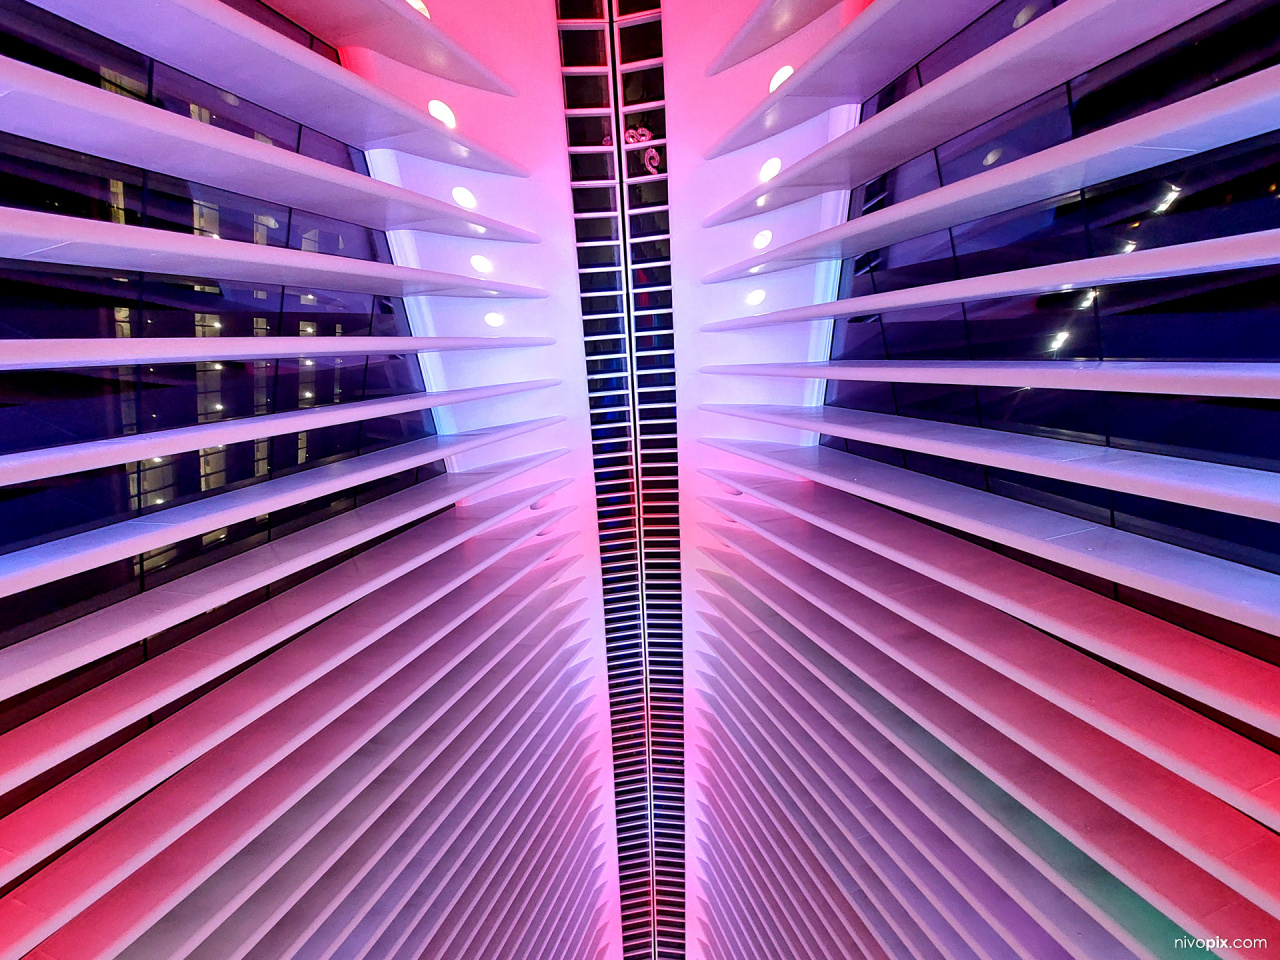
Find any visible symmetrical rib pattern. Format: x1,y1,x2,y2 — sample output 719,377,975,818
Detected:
691,0,1280,957
0,1,615,959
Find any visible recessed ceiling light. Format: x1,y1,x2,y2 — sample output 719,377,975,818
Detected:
768,65,794,93
452,186,477,209
756,195,768,208
982,148,1003,167
471,254,494,273
428,99,456,129
1012,4,1037,28
745,289,766,306
752,229,773,250
484,312,505,327
759,157,782,182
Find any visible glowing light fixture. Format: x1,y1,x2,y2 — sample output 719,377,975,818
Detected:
428,99,457,129
769,65,794,93
756,195,768,208
745,289,767,307
484,312,505,328
1051,331,1069,349
759,157,782,182
1154,185,1182,213
471,254,494,273
752,230,773,250
1077,289,1097,310
452,186,477,209
1122,240,1138,254
405,0,430,15
1012,4,1038,28
982,148,1003,167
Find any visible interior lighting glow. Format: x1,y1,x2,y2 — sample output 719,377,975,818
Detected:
1154,185,1181,213
428,99,457,129
756,195,768,208
768,65,794,93
1122,240,1138,253
982,148,1003,167
1051,331,1069,349
1012,4,1038,28
1077,290,1097,310
752,230,773,250
759,157,782,182
452,186,477,209
405,0,430,15
484,312,506,328
471,254,494,273
745,289,767,306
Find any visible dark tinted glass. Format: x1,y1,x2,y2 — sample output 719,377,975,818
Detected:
919,0,1056,84
0,132,143,224
151,62,301,151
1071,0,1280,136
0,0,148,99
564,74,611,109
619,19,662,63
560,27,607,66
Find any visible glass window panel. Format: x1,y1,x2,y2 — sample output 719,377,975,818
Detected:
629,209,669,238
573,186,618,213
1071,0,1280,136
963,292,1099,360
151,62,301,150
626,143,665,177
287,209,383,261
1096,266,1280,361
145,175,290,247
860,66,920,123
578,244,622,268
557,0,604,19
0,132,143,224
919,0,1056,84
628,179,668,207
950,192,1088,277
1107,393,1280,473
576,217,620,242
0,366,131,451
560,27,607,66
580,271,623,293
892,382,981,426
281,287,374,336
0,464,134,552
298,127,367,174
619,19,662,63
936,86,1073,186
564,73,611,109
0,0,148,100
566,115,613,147
139,277,282,338
620,66,663,105
571,151,614,182
1084,130,1280,256
623,108,665,141
867,229,956,291
0,262,140,339
632,265,670,288
880,304,969,359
